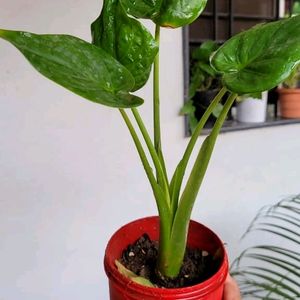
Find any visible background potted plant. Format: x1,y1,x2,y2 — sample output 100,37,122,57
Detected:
236,91,269,123
1,1,300,299
180,40,224,132
277,0,300,119
278,64,300,118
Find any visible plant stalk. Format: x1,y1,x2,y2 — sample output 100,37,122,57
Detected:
154,25,161,154
131,108,170,205
153,25,168,181
158,92,237,278
119,109,170,220
120,109,174,277
169,87,227,215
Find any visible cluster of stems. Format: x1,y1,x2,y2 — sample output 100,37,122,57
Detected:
120,25,237,279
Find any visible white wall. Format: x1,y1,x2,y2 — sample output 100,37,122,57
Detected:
1,1,299,299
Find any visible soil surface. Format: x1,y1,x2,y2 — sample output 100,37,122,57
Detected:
120,234,219,288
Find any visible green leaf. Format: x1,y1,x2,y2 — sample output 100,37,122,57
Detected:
192,40,219,61
179,100,198,133
179,100,195,115
91,0,158,91
120,0,163,19
115,260,156,287
198,63,217,77
188,64,205,98
120,0,208,28
0,29,143,108
212,102,223,118
154,0,208,28
211,15,300,94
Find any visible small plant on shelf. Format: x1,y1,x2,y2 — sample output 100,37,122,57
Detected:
181,40,223,132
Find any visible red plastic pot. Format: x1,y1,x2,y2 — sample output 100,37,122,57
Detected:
104,216,228,300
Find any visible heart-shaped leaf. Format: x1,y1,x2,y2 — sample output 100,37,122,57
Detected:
0,29,143,108
91,0,158,91
154,0,208,28
120,0,163,19
211,15,300,94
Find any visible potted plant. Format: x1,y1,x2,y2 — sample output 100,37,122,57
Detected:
180,40,223,132
277,1,300,119
277,64,300,118
1,1,300,299
236,91,268,123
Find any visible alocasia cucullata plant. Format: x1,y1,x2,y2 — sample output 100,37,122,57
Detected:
1,0,300,281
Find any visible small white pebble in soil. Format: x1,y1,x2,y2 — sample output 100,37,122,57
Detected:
128,251,135,257
202,250,209,257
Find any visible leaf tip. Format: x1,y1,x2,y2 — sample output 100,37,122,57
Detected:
0,29,6,38
0,29,14,40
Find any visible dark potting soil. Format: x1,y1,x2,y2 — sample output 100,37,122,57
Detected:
120,234,219,288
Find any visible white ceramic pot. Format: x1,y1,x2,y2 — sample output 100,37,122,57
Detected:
236,91,268,123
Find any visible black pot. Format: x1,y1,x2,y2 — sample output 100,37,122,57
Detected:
192,89,221,128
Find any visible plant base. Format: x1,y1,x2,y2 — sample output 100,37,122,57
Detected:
120,233,217,288
104,216,228,300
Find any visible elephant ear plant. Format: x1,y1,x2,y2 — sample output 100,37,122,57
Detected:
1,0,300,284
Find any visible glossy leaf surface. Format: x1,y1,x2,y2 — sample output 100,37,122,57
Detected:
211,15,300,94
120,0,162,19
154,0,207,28
0,29,143,108
91,0,158,91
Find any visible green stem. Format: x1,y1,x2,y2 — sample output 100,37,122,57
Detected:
153,25,168,181
169,87,227,215
154,25,161,153
182,87,227,172
131,108,170,205
119,109,170,217
159,92,237,278
120,109,172,267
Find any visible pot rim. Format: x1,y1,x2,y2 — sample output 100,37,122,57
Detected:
277,87,300,94
104,216,228,297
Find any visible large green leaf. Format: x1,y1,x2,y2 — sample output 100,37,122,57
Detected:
119,0,163,19
154,0,208,28
211,15,300,94
91,0,158,91
0,29,143,108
